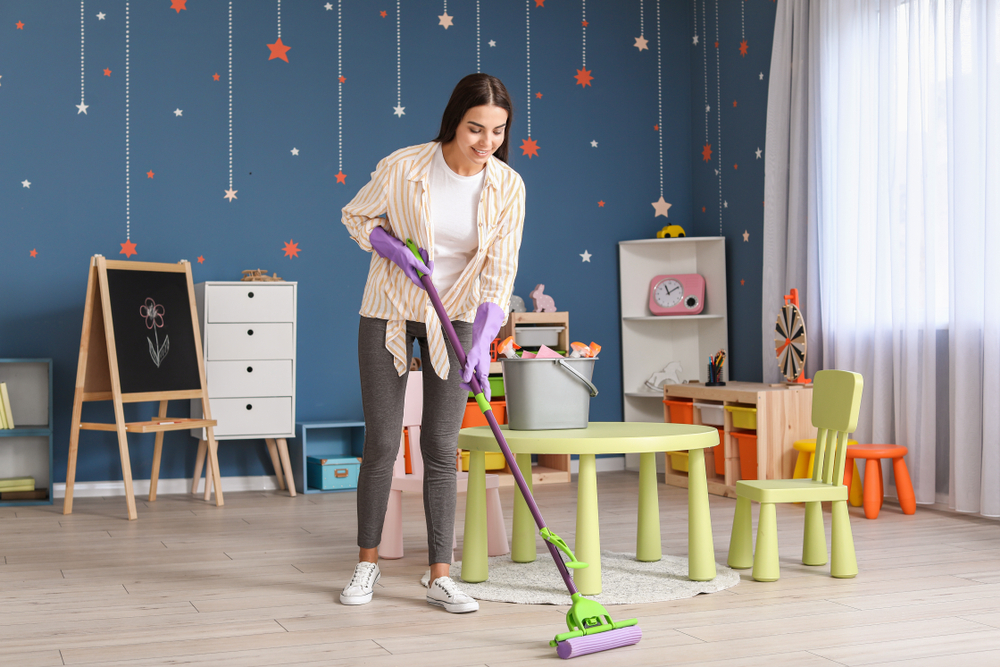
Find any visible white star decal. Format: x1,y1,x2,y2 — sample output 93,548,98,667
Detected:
22,180,31,188
224,188,237,201
651,196,672,217
324,3,333,9
706,105,710,113
723,200,728,208
759,72,764,80
590,140,598,148
438,12,453,29
755,147,762,159
97,12,106,20
76,101,89,114
693,35,699,45
290,148,299,156
743,230,750,242
393,105,405,117
634,36,648,51
173,108,183,117
580,250,592,263
488,40,496,47
0,75,3,87
715,169,719,175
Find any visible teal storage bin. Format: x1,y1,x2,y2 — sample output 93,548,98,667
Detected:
307,456,362,491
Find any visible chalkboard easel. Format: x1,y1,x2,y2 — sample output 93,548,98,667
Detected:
63,255,223,520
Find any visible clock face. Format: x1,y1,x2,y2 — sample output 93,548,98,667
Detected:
653,279,684,308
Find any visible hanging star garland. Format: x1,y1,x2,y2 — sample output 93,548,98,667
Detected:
438,1,453,29
650,2,670,218
634,0,648,51
522,1,538,158
394,0,404,117
575,1,593,87
336,0,346,183
267,1,290,61
121,2,135,257
78,1,88,114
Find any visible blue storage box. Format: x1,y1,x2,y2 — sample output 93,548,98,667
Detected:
307,456,362,491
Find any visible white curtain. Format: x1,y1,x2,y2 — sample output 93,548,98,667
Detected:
766,0,999,515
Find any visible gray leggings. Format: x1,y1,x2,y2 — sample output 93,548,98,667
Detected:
356,316,473,565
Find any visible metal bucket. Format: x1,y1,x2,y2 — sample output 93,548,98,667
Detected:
500,357,598,430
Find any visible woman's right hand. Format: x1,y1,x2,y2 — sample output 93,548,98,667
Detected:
369,226,433,288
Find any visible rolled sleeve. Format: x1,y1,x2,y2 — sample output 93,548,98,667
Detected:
342,157,391,252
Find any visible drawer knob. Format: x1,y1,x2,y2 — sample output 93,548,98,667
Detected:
248,291,255,298
247,329,254,336
246,404,253,411
247,366,253,373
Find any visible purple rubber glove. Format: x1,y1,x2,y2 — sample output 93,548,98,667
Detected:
369,225,432,288
460,302,505,400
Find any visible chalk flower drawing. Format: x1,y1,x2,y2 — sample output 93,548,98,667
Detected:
140,298,170,367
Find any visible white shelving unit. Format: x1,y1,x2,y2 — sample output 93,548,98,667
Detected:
0,359,53,505
619,238,728,470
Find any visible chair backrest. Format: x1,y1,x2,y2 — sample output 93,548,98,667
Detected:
810,370,864,485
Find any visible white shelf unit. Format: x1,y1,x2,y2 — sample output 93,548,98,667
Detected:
619,238,728,470
0,359,53,505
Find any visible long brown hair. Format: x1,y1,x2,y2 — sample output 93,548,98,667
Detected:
433,73,514,164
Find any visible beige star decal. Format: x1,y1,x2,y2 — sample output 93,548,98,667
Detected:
651,196,672,218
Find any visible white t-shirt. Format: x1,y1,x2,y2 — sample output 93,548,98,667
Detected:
428,144,485,295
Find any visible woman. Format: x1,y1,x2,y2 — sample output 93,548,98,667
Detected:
340,73,525,613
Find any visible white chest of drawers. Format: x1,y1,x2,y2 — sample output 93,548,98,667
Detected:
190,281,298,496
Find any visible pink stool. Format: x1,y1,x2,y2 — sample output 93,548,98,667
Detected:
844,444,916,519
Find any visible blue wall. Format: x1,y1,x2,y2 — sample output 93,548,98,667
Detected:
1,0,774,484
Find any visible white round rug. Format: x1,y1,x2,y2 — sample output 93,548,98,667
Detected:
420,551,740,605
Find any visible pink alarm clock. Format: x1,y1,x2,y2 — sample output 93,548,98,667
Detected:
648,274,706,315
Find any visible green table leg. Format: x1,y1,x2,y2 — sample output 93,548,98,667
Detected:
686,447,716,581
512,452,536,563
636,451,662,562
461,450,488,583
574,453,601,595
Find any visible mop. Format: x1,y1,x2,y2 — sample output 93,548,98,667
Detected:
405,240,642,659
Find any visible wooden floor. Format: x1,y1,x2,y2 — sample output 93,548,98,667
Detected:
3,471,999,666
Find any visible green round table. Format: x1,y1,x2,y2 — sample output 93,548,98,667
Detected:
457,421,719,595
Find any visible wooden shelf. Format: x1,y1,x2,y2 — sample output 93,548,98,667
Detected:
79,418,217,434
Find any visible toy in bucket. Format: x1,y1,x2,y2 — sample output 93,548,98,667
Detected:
404,239,641,660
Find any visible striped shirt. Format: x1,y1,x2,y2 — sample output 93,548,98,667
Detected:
343,142,525,379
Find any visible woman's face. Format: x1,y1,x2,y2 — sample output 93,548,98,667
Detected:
443,104,508,176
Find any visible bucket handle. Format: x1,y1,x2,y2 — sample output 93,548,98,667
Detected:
557,359,599,397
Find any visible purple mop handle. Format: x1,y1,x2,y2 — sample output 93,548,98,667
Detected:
418,273,579,596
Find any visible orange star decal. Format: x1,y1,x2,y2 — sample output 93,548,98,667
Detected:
147,170,154,178
380,10,387,18
339,76,346,83
171,0,187,13
654,124,659,131
335,171,347,184
104,68,112,76
520,137,539,159
213,73,221,81
734,164,738,170
29,248,37,258
120,239,138,258
16,21,24,30
535,0,545,6
702,206,706,213
741,279,745,286
739,39,749,57
598,201,605,207
574,68,594,87
733,100,738,107
714,41,719,48
535,92,543,99
283,239,300,258
582,20,589,27
702,143,713,162
267,37,291,62
197,255,205,264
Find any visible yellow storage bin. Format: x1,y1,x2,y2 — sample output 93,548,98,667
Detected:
668,451,689,472
460,450,507,471
725,405,757,430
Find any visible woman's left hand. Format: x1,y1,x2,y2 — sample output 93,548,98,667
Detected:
460,302,505,400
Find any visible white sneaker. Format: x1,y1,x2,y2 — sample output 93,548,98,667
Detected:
426,576,479,613
340,561,380,605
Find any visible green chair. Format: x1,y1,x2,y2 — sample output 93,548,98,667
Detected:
727,370,864,581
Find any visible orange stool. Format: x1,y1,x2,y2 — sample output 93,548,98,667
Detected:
844,444,916,519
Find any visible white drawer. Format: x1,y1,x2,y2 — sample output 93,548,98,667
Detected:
205,323,294,360
208,397,293,437
206,360,293,398
207,285,294,323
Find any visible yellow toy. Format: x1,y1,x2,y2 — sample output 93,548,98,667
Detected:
656,224,686,238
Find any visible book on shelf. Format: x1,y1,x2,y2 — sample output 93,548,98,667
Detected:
0,489,47,500
0,476,35,492
0,382,12,429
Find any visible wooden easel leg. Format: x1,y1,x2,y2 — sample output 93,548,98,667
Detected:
265,438,286,490
149,400,168,502
276,438,296,497
203,451,213,501
205,428,224,507
192,439,207,494
112,402,138,521
63,388,85,515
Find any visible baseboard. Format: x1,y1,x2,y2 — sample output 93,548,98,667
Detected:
570,456,626,474
53,475,281,499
